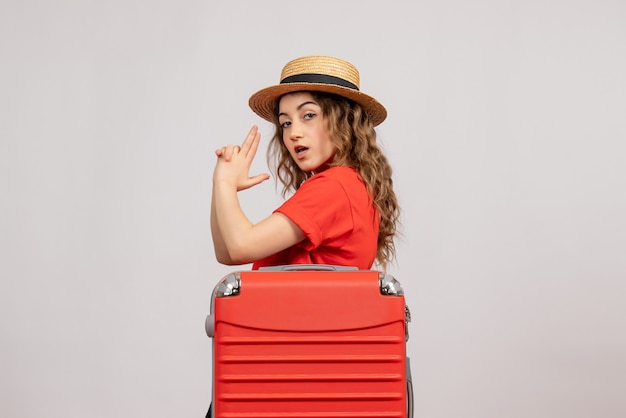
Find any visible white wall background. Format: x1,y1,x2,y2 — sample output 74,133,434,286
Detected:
1,1,625,417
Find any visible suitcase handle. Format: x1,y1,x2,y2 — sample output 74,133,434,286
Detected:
258,264,359,272
406,356,414,418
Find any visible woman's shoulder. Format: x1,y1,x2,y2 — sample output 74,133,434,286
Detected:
312,166,358,182
303,166,365,194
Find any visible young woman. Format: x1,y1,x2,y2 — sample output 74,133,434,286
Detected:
211,55,399,271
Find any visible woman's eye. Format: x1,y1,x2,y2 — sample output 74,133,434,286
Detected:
303,112,316,120
280,120,291,128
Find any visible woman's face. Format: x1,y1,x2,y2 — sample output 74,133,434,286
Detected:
278,92,336,173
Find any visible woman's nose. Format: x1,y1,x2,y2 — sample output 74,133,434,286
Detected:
288,122,303,140
289,132,299,141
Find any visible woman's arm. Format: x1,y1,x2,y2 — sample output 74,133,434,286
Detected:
210,126,305,265
212,180,304,264
210,185,233,264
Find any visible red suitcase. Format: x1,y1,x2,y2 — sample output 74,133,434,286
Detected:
206,265,413,418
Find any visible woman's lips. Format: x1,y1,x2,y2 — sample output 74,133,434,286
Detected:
294,146,308,159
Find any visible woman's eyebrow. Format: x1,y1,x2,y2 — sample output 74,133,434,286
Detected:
278,101,319,118
297,101,317,110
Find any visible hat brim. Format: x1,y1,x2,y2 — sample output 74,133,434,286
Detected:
248,82,387,126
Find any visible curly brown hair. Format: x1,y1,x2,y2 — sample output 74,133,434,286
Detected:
267,91,400,270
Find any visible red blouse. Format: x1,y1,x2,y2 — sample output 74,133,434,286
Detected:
252,166,379,270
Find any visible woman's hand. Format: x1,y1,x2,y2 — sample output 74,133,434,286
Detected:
210,125,303,265
213,125,270,191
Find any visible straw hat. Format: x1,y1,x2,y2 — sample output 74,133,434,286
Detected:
248,55,387,126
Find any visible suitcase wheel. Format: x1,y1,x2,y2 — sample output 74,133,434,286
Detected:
205,314,214,338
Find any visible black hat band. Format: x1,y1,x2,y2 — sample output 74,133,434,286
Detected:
280,73,359,91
